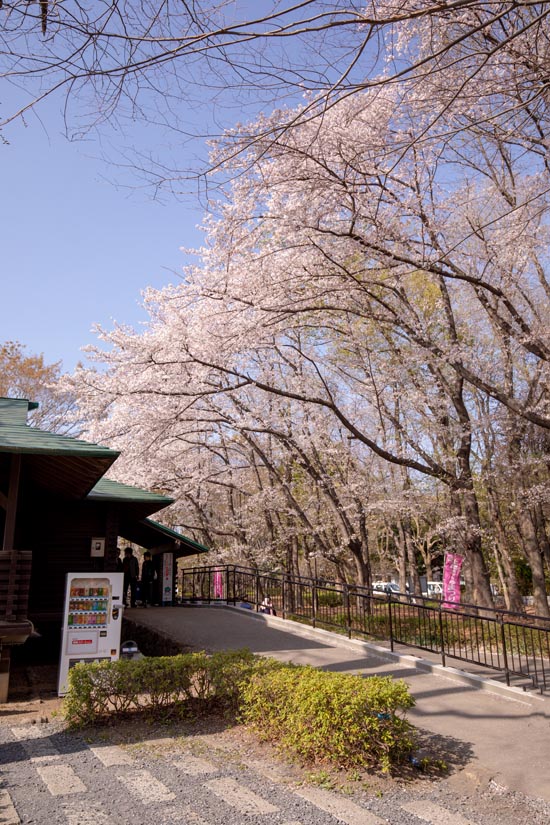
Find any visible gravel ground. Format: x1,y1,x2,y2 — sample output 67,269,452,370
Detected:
1,671,549,825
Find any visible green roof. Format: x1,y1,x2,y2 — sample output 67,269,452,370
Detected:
119,516,209,555
0,421,119,459
89,478,207,553
142,519,209,552
0,398,120,498
0,398,38,425
88,477,174,507
0,398,118,460
0,398,175,511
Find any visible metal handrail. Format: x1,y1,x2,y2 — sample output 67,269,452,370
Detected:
180,564,550,692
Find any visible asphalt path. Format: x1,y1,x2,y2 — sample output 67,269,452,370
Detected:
2,604,550,825
128,605,550,803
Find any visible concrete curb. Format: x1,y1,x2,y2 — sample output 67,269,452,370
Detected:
182,601,545,704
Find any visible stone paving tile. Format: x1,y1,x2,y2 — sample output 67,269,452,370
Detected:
204,777,280,815
0,790,19,825
61,802,113,825
35,764,88,796
116,768,177,805
171,755,219,776
295,784,387,825
90,745,133,766
401,800,479,825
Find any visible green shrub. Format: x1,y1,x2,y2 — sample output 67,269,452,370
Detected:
64,651,417,775
317,591,344,608
240,666,415,773
63,649,277,727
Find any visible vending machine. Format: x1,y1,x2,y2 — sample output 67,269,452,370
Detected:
57,572,124,696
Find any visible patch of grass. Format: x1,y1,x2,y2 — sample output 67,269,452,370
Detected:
305,769,335,789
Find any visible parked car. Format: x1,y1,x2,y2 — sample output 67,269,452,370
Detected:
372,581,400,595
422,581,443,598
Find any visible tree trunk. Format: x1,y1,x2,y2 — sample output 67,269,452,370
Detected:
486,487,523,612
396,524,407,592
405,529,422,595
534,504,550,574
449,485,494,608
517,508,550,617
349,538,371,589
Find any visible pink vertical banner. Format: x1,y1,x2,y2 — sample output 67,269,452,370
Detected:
213,569,224,599
442,553,464,609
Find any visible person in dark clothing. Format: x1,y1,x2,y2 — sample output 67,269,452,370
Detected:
116,546,124,573
141,551,155,607
122,546,139,607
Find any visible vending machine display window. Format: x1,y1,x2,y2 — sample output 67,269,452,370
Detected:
67,578,110,629
58,572,124,696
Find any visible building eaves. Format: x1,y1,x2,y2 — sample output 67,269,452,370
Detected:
87,477,174,507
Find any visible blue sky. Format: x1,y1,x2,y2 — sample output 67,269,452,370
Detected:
1,102,207,373
0,5,361,376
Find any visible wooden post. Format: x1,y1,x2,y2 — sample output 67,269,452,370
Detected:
0,646,11,704
2,454,21,552
3,455,21,620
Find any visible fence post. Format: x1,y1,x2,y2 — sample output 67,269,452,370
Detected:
255,571,260,612
312,580,317,629
438,605,446,667
282,577,287,620
498,614,511,686
387,592,394,652
344,584,352,638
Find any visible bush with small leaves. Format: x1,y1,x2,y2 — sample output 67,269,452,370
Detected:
63,650,416,775
63,649,276,727
240,666,415,773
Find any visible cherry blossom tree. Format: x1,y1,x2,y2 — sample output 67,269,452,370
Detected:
2,2,550,190
73,334,384,581
61,5,550,612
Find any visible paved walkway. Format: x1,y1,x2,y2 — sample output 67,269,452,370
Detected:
127,605,550,803
2,711,546,825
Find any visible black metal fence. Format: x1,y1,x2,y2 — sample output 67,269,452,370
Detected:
180,564,550,693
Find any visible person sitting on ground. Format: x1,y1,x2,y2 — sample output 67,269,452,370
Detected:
260,595,276,616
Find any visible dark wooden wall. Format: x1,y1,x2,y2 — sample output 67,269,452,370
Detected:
17,492,120,624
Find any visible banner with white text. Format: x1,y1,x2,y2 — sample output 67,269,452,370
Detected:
442,553,464,609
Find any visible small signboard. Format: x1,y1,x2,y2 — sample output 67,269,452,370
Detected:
162,552,173,605
90,537,105,557
66,631,98,655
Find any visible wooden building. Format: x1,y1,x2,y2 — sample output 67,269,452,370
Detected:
0,397,207,700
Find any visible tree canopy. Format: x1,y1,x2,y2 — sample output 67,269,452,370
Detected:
3,2,550,184
14,3,549,613
67,62,550,611
0,340,76,433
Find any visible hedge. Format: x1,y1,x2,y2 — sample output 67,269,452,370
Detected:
64,649,280,727
64,650,416,773
240,666,415,773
